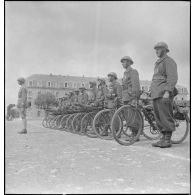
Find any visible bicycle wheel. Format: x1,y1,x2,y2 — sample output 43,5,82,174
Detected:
171,113,190,144
60,114,70,129
65,114,75,133
81,112,98,138
42,117,47,128
111,105,144,146
72,113,86,134
92,109,115,140
55,115,64,129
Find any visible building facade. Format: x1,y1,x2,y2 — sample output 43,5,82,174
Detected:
25,74,189,118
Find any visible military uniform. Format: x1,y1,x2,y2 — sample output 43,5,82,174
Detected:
122,66,141,103
17,85,28,119
106,80,122,109
87,87,98,104
95,85,108,107
151,54,178,133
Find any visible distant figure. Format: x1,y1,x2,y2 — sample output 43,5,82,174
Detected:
17,77,28,134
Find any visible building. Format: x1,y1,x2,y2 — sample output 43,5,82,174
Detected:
25,74,189,118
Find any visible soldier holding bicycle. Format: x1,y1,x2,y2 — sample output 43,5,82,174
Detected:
121,56,141,140
151,42,178,148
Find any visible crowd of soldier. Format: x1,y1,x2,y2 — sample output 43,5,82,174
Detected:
16,42,179,148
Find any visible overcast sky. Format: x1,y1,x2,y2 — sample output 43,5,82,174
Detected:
5,1,190,105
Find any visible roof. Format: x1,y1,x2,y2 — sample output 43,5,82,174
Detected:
26,74,98,83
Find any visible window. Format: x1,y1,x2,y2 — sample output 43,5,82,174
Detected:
64,82,68,88
29,81,33,87
47,81,51,87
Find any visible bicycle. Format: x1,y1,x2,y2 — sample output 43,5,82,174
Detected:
111,92,190,146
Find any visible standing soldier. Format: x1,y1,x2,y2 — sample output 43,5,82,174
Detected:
121,56,141,105
78,87,88,105
94,78,108,107
17,77,28,134
72,90,79,104
151,42,178,148
87,81,98,104
106,72,122,109
121,56,141,140
102,72,122,136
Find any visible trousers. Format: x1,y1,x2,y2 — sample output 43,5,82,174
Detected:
153,97,175,132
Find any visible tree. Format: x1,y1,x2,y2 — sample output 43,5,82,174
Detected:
34,92,58,109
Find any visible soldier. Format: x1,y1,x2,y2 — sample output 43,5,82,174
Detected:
93,78,108,107
121,56,141,141
106,72,122,109
78,87,88,105
102,72,122,136
17,77,28,134
121,56,141,105
150,42,178,148
87,81,98,104
72,90,79,104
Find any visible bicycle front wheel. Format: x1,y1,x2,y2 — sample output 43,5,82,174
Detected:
111,105,144,146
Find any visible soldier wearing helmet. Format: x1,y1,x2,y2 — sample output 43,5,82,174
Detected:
120,56,141,140
78,87,88,105
151,42,178,148
17,77,28,134
106,72,122,108
72,90,80,104
92,78,108,107
121,56,141,104
87,81,98,104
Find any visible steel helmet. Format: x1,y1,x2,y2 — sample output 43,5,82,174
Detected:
107,72,118,79
97,78,106,84
154,42,169,52
120,56,134,64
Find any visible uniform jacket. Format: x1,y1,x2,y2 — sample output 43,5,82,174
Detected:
96,85,108,102
150,55,178,100
106,80,122,108
122,66,141,102
17,85,27,108
87,88,98,103
78,93,88,105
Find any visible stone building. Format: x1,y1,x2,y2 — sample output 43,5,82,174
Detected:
25,74,189,118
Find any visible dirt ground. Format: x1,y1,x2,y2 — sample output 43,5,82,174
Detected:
5,119,190,194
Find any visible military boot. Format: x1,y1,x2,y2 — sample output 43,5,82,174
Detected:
159,131,172,148
18,129,27,134
152,132,165,147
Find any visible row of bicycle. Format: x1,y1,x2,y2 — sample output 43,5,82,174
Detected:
42,98,190,146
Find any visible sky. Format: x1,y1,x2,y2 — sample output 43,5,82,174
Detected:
5,1,190,105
